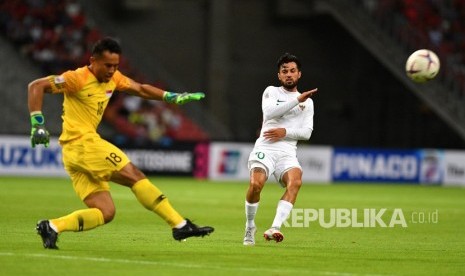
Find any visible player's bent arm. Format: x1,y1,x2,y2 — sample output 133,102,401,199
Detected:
263,98,299,121
263,88,317,120
285,127,312,140
28,77,52,113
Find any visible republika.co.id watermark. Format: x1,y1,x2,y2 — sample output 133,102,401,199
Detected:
283,208,439,228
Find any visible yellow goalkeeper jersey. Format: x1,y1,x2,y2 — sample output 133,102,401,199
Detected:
48,66,131,143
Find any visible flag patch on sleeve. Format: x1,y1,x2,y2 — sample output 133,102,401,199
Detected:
54,76,65,84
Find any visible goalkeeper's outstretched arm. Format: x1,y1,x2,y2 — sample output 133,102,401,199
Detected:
125,80,205,105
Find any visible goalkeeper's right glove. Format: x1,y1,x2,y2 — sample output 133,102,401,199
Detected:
30,112,50,148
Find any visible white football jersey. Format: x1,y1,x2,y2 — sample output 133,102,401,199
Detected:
253,86,314,152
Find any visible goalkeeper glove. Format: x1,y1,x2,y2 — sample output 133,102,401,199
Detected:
163,92,205,105
30,112,50,148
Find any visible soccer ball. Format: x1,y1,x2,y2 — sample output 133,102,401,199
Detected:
405,49,440,83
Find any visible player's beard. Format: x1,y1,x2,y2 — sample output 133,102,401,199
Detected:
281,79,298,90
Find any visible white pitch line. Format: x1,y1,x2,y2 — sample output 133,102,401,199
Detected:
0,252,395,276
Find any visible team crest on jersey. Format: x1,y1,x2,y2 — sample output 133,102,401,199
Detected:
299,104,305,110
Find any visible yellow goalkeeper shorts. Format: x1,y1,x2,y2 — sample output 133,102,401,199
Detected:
62,133,131,200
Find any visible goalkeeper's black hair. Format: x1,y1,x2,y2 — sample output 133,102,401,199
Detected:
277,53,301,71
92,37,122,57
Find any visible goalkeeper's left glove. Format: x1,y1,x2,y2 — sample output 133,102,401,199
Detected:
30,112,50,148
163,92,205,105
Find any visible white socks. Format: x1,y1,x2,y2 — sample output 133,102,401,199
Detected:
271,200,293,229
246,200,293,230
245,201,259,228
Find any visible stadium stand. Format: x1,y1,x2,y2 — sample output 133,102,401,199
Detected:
0,35,63,136
313,0,465,145
0,0,209,143
2,0,465,148
361,0,465,98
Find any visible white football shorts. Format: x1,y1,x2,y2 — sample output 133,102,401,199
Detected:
248,148,302,187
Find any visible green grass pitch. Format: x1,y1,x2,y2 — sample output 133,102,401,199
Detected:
1,176,464,275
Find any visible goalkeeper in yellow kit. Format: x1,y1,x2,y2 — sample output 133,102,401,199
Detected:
28,37,214,249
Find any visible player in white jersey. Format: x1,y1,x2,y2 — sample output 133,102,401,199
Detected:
243,53,318,245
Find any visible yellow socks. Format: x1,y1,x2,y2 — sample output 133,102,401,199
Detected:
49,179,184,233
50,208,104,233
131,178,184,228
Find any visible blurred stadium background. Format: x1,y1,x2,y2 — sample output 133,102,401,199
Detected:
2,3,465,274
1,0,465,183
